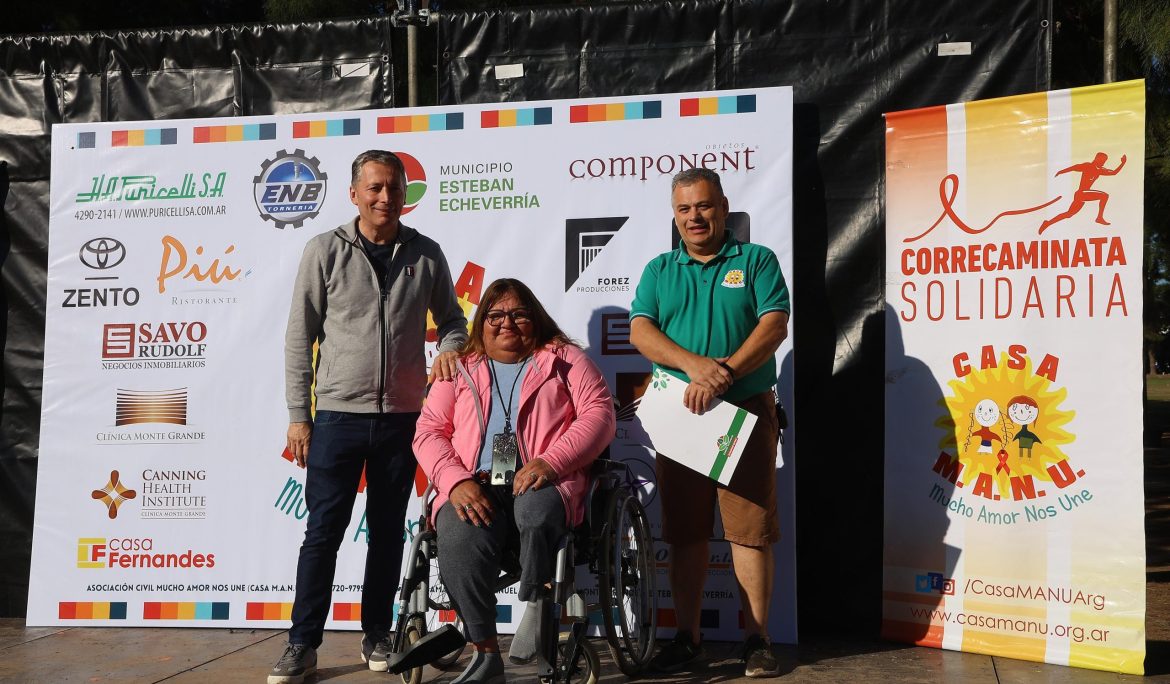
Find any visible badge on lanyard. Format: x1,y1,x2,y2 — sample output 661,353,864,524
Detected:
488,357,529,488
490,432,518,486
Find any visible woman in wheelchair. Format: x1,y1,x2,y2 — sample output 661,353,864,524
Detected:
413,278,616,684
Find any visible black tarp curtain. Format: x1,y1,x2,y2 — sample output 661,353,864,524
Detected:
0,1,1049,632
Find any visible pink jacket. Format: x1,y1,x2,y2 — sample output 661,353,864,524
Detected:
413,343,616,527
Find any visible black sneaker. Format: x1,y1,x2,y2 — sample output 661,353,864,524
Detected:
268,643,317,684
742,634,780,678
650,631,703,673
360,632,394,672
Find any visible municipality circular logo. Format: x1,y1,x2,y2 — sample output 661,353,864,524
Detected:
253,149,328,229
396,152,427,215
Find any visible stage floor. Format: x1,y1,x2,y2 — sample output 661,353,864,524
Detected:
0,620,1163,683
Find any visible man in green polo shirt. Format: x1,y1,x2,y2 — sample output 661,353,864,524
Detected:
630,167,790,678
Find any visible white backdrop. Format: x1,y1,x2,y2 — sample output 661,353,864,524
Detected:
30,87,797,642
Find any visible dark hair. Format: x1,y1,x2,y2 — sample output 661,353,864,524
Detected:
462,278,576,358
670,167,724,197
351,150,406,186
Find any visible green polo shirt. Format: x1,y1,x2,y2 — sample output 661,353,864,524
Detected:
630,237,790,402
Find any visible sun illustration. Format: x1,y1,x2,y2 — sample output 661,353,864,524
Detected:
936,354,1076,493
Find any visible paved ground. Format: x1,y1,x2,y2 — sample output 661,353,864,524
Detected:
0,623,1163,683
0,445,1164,683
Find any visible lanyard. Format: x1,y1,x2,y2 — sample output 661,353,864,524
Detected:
488,357,529,434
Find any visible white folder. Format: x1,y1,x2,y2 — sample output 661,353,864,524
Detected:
635,369,758,485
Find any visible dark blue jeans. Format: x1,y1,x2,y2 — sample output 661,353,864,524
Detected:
289,410,418,647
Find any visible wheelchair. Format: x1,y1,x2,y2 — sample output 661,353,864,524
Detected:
391,457,658,683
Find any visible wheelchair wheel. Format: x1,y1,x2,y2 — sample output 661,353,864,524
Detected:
398,617,424,684
424,560,466,668
599,489,657,675
545,633,599,684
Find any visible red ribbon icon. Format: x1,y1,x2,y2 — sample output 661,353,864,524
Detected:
995,449,1011,475
903,174,1061,243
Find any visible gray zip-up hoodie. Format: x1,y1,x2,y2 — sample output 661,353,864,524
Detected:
285,218,469,421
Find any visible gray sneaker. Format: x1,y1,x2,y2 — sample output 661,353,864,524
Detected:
268,643,317,684
742,634,781,678
360,632,394,672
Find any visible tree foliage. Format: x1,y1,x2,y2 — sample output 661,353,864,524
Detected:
1119,1,1170,66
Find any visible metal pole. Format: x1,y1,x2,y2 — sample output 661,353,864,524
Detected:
408,22,419,107
1103,0,1117,83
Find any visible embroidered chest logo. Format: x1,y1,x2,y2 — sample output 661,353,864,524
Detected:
721,269,746,288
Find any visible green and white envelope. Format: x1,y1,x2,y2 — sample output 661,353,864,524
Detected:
635,369,758,485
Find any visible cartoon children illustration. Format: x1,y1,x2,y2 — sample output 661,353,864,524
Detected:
972,399,1002,454
1008,395,1042,458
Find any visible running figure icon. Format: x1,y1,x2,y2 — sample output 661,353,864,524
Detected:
1039,152,1127,234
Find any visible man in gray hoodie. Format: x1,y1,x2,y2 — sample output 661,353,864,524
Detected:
270,150,468,684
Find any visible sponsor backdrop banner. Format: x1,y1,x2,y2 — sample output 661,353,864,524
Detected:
29,87,797,642
882,81,1145,673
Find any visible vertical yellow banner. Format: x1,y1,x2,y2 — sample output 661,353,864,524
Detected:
883,81,1146,675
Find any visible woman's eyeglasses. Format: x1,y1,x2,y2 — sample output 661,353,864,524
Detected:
485,309,533,327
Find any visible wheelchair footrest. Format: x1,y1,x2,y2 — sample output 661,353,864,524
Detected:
565,593,588,622
386,624,467,674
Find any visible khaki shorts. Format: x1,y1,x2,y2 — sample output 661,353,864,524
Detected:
657,391,780,547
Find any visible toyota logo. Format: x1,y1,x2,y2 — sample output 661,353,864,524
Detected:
79,238,127,270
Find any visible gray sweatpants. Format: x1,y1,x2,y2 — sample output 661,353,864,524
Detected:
436,484,567,642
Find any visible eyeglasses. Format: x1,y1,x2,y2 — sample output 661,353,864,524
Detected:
485,309,533,327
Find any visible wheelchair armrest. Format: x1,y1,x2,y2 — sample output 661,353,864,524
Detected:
590,459,627,477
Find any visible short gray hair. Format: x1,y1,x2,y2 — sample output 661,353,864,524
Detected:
671,167,724,196
351,150,406,186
